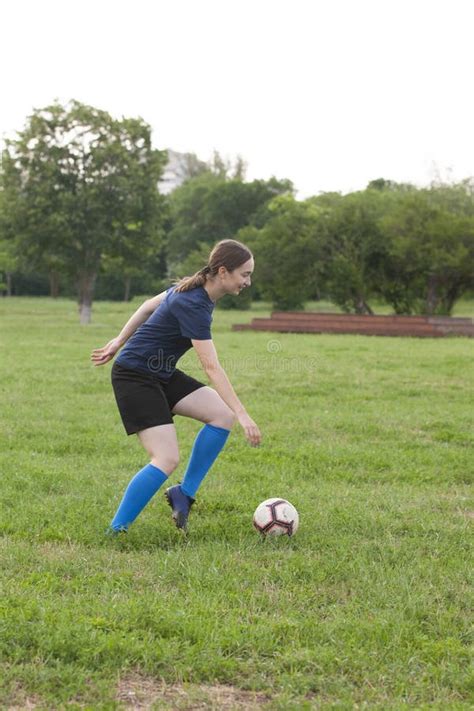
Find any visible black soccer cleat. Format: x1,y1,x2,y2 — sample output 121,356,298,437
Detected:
164,484,195,530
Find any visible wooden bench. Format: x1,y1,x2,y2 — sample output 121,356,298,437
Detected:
232,312,474,338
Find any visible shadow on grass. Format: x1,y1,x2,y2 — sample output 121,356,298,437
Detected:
97,520,301,555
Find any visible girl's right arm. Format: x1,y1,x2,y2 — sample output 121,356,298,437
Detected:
91,291,167,366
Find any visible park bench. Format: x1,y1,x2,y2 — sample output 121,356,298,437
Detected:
232,312,474,337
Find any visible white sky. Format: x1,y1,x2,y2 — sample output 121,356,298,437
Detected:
2,0,473,198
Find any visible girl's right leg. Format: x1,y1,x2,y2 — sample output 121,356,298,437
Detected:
109,424,179,532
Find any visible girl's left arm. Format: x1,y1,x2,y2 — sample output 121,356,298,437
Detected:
91,291,167,366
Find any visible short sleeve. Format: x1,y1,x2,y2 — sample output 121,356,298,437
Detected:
169,299,213,340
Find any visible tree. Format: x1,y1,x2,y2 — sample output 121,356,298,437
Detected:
166,173,293,269
177,151,209,180
209,150,247,180
367,178,414,193
380,184,474,314
241,195,324,310
1,100,166,322
0,191,15,295
311,190,391,314
0,237,17,296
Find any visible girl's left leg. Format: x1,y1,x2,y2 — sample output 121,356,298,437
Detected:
171,386,235,498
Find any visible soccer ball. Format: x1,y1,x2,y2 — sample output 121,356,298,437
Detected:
253,498,299,537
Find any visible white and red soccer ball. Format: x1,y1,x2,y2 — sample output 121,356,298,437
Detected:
253,498,299,537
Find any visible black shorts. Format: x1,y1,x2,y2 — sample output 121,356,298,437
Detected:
111,362,206,435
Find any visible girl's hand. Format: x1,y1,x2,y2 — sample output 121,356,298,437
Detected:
237,412,262,447
91,337,122,366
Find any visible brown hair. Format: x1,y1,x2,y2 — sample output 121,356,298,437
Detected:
173,239,253,293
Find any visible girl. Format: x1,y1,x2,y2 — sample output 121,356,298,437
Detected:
91,239,261,533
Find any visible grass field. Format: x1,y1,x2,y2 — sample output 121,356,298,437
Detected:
0,297,473,710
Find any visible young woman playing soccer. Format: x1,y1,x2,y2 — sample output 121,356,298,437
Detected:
91,239,261,533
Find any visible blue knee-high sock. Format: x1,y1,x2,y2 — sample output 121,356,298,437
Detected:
180,424,230,498
110,463,168,531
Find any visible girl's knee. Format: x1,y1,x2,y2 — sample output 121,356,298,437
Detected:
211,406,236,430
151,452,180,475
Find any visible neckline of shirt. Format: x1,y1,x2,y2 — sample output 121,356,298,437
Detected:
200,285,216,307
168,284,215,307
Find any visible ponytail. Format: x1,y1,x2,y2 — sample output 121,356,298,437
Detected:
173,266,211,293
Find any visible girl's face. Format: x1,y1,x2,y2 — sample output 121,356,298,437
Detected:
223,257,254,296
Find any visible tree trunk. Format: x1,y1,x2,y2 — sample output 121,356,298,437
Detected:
49,270,60,298
77,272,97,325
124,275,131,302
425,277,438,315
6,273,12,297
441,284,460,315
354,297,374,315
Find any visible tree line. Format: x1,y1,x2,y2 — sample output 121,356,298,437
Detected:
1,100,473,322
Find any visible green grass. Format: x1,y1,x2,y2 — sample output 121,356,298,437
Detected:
0,297,473,710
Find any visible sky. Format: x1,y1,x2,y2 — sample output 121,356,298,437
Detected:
2,0,473,198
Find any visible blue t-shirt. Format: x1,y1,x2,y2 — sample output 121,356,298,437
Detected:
116,285,214,380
